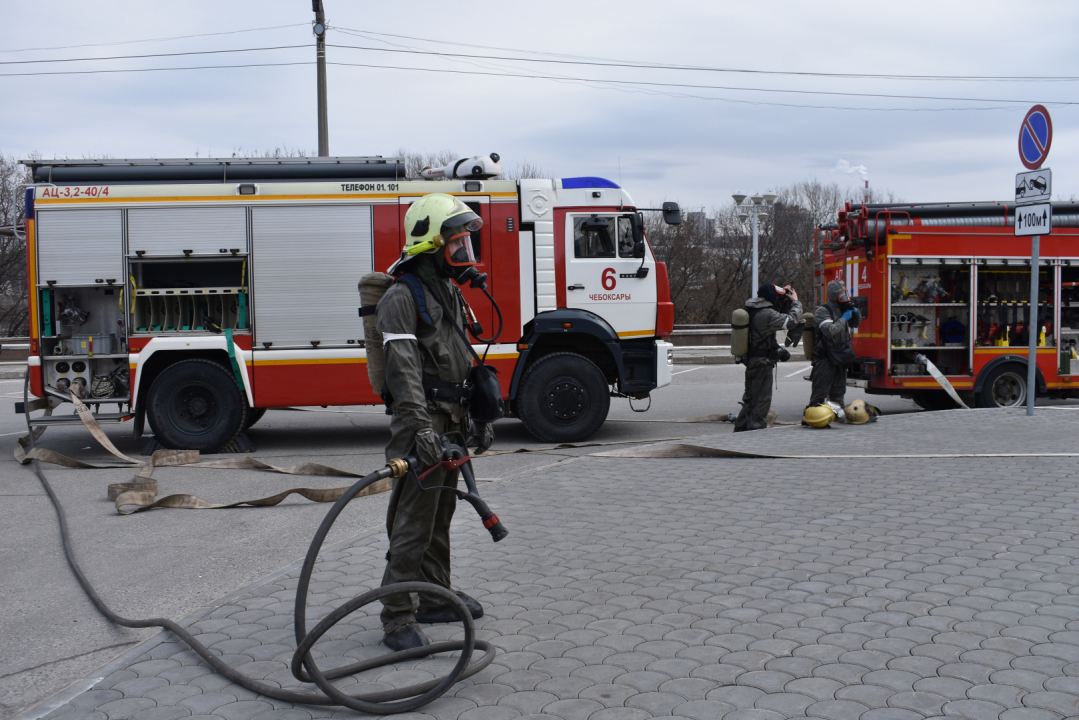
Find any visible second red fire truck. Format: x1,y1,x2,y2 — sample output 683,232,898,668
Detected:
817,200,1079,409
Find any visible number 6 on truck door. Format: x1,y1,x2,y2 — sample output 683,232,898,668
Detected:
564,214,657,338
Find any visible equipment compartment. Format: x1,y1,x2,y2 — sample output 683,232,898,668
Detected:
40,286,126,353
974,261,1053,348
889,261,971,376
128,259,249,334
38,285,130,401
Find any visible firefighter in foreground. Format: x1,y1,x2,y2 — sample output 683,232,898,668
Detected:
732,283,802,432
376,193,494,651
807,279,860,414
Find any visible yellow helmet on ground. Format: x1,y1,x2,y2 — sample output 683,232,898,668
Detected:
802,403,836,429
844,399,881,425
402,193,482,257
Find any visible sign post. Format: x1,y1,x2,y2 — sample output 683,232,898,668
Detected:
1014,104,1053,417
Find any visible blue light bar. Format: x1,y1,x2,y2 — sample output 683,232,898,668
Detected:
561,177,621,190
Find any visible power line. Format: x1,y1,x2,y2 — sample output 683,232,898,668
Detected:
0,62,310,77
4,22,1070,86
0,56,1068,111
332,27,1079,83
0,23,307,55
324,60,1075,106
0,45,307,66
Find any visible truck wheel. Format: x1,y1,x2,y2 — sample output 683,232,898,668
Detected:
518,352,610,443
146,359,248,452
977,365,1027,408
244,407,268,430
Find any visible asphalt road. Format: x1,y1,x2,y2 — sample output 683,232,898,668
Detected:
0,363,1069,718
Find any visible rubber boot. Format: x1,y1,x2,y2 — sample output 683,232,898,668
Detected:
415,592,484,623
383,616,430,652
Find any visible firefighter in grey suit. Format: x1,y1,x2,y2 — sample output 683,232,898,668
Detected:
809,279,860,407
376,193,492,652
733,284,802,432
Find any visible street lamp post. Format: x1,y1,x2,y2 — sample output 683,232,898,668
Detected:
732,191,777,292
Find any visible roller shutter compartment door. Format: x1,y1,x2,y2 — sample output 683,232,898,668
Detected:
251,205,373,348
36,209,123,286
128,206,248,256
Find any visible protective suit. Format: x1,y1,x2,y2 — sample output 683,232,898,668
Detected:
809,279,860,407
733,285,803,432
377,193,491,652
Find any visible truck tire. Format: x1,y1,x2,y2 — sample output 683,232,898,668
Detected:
146,359,248,452
518,352,610,443
244,407,268,430
977,364,1027,408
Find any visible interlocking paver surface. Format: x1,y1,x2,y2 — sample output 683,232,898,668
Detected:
33,409,1079,719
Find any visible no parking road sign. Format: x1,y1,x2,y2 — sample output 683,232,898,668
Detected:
1019,104,1053,169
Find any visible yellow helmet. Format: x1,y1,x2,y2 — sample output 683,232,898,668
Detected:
844,399,880,425
802,403,836,429
402,193,482,258
845,399,870,424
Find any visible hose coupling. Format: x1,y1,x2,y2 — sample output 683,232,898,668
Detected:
386,457,410,479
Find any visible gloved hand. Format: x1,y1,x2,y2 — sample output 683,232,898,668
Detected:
467,421,494,454
414,427,444,470
841,309,854,322
851,307,861,322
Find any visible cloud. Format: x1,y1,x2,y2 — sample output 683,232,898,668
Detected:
834,159,869,180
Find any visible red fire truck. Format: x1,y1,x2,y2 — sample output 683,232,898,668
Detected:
817,200,1079,409
18,157,678,450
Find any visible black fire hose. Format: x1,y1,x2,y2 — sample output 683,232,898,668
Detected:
21,374,498,715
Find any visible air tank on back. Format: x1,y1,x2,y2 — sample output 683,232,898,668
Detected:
730,308,750,358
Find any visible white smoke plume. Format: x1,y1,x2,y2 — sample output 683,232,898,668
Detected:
833,159,868,180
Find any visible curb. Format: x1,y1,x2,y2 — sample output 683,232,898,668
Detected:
0,362,26,380
673,355,736,365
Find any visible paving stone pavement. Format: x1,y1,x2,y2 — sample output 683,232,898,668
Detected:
32,409,1079,719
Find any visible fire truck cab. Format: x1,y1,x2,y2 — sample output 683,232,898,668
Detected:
818,200,1079,409
19,157,678,451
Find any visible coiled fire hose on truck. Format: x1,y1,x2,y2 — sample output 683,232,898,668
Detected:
19,374,500,715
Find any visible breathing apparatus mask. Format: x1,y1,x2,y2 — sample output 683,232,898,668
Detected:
828,281,851,308
758,283,791,310
407,216,489,288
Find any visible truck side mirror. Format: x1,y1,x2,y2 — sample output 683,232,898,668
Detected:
662,201,681,225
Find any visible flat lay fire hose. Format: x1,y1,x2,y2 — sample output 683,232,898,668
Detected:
18,374,500,715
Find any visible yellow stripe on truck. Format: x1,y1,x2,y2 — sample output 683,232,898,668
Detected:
36,191,520,205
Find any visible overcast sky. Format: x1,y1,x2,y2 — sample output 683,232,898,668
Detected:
2,1,1076,212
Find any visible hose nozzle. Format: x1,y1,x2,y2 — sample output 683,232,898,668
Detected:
386,457,411,479
483,512,508,542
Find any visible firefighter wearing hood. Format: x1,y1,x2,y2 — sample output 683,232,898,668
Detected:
733,283,802,432
376,193,491,652
808,279,861,410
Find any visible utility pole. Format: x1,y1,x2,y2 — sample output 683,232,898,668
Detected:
312,0,329,156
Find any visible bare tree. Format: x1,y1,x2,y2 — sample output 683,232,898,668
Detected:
502,160,549,181
647,179,901,325
395,148,460,179
226,146,311,159
646,208,748,324
0,152,31,335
